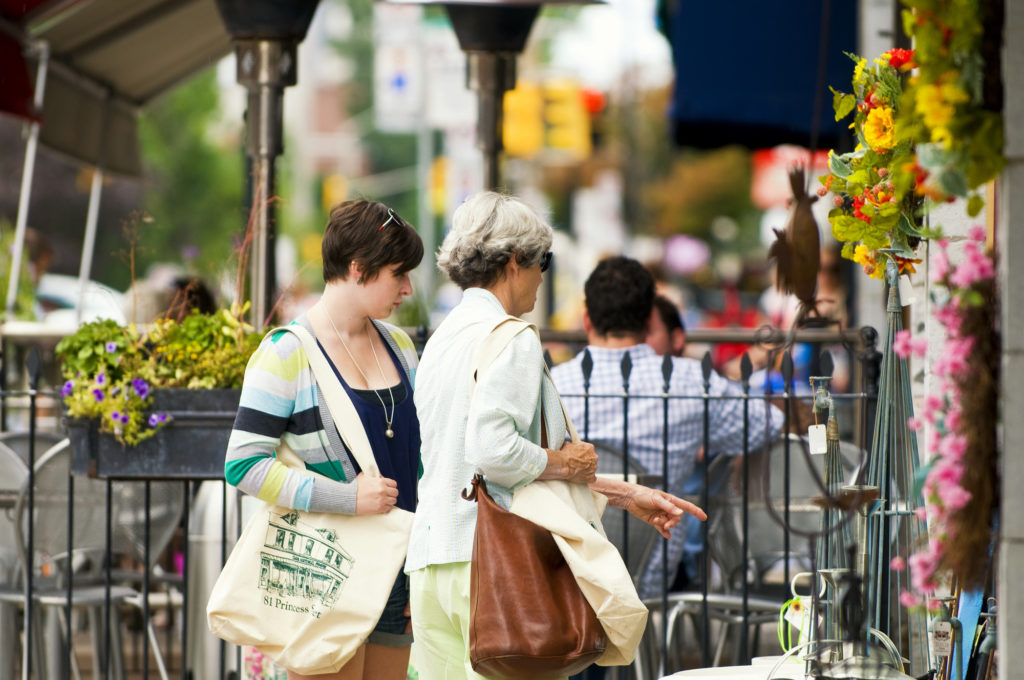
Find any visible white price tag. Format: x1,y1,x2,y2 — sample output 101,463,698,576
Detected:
898,273,916,307
784,597,814,642
808,425,827,454
931,620,953,656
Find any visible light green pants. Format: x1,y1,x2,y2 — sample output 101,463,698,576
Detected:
408,563,569,680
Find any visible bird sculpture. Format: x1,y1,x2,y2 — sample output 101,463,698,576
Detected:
767,166,821,320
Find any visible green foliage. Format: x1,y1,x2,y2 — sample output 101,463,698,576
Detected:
643,146,761,257
0,221,38,320
56,304,266,445
137,69,244,283
821,48,924,278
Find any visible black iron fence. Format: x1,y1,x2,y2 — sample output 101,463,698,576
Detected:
0,324,881,679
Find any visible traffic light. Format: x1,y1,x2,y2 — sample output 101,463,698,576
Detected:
543,78,591,159
321,173,349,213
503,80,544,159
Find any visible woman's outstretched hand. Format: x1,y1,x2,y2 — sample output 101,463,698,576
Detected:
355,472,399,514
593,478,707,539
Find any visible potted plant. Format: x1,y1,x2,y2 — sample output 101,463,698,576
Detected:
56,301,267,479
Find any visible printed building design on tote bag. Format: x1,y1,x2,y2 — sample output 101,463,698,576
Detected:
258,510,355,617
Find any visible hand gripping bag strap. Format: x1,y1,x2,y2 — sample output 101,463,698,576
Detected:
473,317,648,668
207,324,412,675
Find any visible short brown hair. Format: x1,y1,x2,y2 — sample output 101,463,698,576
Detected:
321,199,423,283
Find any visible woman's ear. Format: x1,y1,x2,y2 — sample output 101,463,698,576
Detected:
349,260,364,284
504,255,521,280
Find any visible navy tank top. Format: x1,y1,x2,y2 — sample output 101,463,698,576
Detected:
318,330,420,513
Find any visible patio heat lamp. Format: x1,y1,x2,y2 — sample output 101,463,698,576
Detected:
214,0,321,329
393,0,595,190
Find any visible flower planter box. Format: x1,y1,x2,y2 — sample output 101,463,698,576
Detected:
68,388,241,480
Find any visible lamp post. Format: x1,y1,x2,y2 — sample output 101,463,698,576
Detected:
214,0,320,329
393,0,593,190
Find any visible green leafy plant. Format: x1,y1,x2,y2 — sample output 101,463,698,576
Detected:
820,48,926,279
56,301,266,445
822,0,1005,282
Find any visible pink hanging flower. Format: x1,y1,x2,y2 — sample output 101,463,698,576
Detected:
934,299,963,335
922,394,945,423
939,433,968,461
937,483,972,511
893,330,914,358
950,244,995,288
906,416,922,431
944,406,961,432
900,590,922,608
891,556,907,571
930,457,966,486
968,225,987,242
932,248,950,281
909,552,938,593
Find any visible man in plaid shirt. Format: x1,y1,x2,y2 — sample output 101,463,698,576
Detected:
551,256,784,599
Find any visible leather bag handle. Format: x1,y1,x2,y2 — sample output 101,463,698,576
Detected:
470,316,580,444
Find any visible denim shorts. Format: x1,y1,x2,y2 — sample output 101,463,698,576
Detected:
367,569,413,647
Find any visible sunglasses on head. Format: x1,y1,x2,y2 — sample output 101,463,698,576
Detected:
539,251,553,273
377,208,396,232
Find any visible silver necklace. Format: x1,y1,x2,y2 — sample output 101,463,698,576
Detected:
325,311,397,438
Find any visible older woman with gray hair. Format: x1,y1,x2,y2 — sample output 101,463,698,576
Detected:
407,191,705,679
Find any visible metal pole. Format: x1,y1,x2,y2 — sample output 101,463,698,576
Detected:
76,166,104,324
416,122,434,306
5,42,48,318
466,51,515,191
249,154,275,328
236,39,295,329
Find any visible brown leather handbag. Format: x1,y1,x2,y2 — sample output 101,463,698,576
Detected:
461,474,606,679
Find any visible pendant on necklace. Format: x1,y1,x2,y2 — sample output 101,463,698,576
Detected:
386,428,395,439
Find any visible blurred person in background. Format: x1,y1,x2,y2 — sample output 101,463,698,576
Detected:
552,256,784,599
645,294,686,358
646,294,720,591
166,276,217,321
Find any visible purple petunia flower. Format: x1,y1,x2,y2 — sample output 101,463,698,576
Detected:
96,372,106,386
61,380,74,397
120,413,130,423
92,389,105,402
105,341,118,353
131,378,150,399
111,411,122,422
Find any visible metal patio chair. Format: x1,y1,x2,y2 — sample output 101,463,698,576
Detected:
0,439,169,680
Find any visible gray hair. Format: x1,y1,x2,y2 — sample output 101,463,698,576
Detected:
437,191,554,290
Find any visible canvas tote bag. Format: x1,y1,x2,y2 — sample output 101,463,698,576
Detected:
207,324,413,675
471,318,648,669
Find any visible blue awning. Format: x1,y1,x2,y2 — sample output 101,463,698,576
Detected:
661,0,859,151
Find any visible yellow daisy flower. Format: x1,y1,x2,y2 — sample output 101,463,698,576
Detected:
863,106,895,152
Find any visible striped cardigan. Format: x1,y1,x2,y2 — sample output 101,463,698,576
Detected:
224,315,418,514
